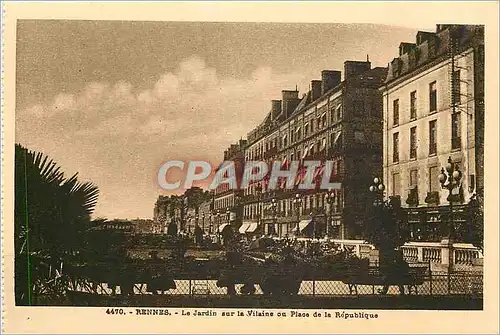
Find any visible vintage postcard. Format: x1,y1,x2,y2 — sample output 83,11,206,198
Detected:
1,1,499,334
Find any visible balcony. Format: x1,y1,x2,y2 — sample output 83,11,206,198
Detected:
424,191,440,205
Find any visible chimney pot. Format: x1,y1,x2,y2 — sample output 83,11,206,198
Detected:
321,70,341,94
311,80,322,101
344,61,371,80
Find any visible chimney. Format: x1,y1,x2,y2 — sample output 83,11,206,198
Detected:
282,89,300,118
282,89,299,102
271,100,282,120
399,42,416,56
344,61,371,80
416,31,436,45
311,80,322,101
321,70,341,94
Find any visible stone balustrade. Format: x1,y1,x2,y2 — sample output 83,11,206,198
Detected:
288,237,483,272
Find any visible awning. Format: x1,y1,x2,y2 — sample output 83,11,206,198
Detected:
301,146,309,159
239,223,250,234
218,223,230,233
246,222,259,233
292,220,312,232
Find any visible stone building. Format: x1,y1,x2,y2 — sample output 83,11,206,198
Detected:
213,139,247,233
153,194,185,234
380,24,484,241
241,61,387,239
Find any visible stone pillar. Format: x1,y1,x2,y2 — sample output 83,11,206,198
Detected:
440,239,454,272
417,247,424,262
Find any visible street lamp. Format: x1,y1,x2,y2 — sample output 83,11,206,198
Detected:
226,207,231,224
271,198,278,236
310,212,316,239
438,156,462,241
438,156,462,286
255,183,263,235
293,193,302,235
369,177,386,206
325,188,336,238
202,213,205,234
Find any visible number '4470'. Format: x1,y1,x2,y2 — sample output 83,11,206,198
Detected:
106,308,125,315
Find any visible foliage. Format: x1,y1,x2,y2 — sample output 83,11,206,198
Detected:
362,196,410,252
15,144,99,305
465,193,484,254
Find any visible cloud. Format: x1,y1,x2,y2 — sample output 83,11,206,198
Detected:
16,56,308,218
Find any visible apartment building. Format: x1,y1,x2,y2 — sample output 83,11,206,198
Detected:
380,24,484,241
241,61,386,239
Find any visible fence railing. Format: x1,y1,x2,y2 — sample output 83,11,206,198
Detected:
69,271,483,298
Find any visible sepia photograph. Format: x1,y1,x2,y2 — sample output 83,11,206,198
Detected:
2,1,499,334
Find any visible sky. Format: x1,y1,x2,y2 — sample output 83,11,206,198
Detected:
15,20,431,219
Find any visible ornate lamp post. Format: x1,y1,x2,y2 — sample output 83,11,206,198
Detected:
369,177,386,206
325,189,336,238
271,198,278,236
202,213,206,234
293,193,302,235
438,156,462,283
438,156,462,241
215,211,220,232
254,183,263,236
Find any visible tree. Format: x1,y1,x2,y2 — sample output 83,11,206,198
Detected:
15,144,99,305
465,193,484,254
362,196,410,258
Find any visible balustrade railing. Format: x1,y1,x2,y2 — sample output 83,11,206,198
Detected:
454,248,480,265
422,247,442,263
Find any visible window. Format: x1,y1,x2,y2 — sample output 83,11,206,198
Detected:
452,70,461,106
305,123,309,136
392,173,401,196
336,105,342,120
451,112,461,149
429,120,437,155
283,135,288,147
409,169,418,187
429,81,437,113
393,132,399,163
410,90,417,120
429,166,439,192
322,114,327,127
393,99,399,126
410,126,417,159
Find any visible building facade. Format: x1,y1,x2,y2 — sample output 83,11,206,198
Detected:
213,139,247,232
241,61,387,239
380,24,484,241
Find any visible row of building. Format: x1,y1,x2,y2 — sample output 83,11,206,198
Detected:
155,24,484,242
